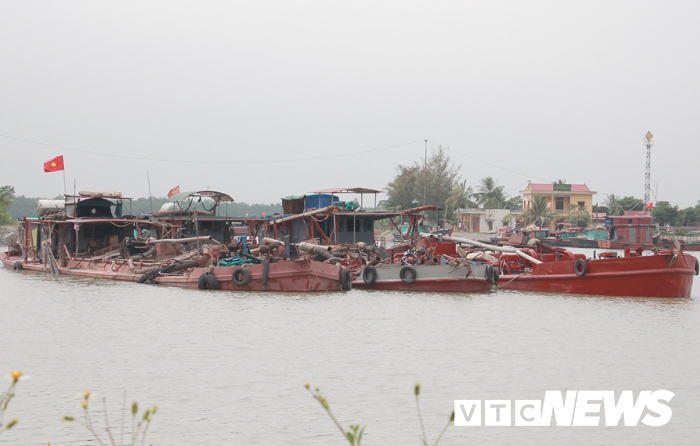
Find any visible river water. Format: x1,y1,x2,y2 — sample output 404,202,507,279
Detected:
1,248,699,445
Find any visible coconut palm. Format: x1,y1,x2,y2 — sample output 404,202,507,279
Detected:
604,194,620,215
554,179,567,184
475,176,507,208
523,194,551,227
445,180,476,210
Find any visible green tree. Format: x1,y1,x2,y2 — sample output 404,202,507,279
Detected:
566,204,592,227
475,176,507,208
604,194,620,215
503,196,523,210
523,194,551,227
676,207,700,227
0,186,16,225
554,179,567,184
652,201,679,226
381,147,460,213
380,165,421,210
617,196,644,213
445,180,475,210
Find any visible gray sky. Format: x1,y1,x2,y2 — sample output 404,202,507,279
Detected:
1,1,699,207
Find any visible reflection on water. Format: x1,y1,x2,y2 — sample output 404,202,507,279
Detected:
1,251,699,446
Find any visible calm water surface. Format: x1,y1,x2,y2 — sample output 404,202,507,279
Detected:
1,249,699,445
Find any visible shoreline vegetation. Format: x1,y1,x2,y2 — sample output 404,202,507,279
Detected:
2,148,700,229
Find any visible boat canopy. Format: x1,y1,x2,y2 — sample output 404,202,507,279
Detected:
167,190,234,203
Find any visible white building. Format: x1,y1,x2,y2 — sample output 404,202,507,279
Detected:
456,208,520,233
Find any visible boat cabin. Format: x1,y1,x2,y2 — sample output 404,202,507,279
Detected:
606,212,655,245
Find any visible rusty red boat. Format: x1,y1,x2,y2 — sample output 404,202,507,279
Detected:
1,191,349,292
427,235,698,298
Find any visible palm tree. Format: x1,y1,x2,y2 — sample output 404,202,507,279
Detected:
523,194,551,227
554,179,567,184
445,180,476,210
445,180,475,227
605,194,620,215
475,176,507,208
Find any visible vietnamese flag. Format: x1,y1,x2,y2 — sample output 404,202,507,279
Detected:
646,202,654,209
167,184,180,198
44,155,64,172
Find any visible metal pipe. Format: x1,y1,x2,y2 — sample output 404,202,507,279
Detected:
420,233,543,264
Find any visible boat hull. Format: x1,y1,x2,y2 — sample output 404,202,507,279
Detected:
354,263,493,292
1,254,343,292
571,238,601,248
499,253,697,298
597,240,700,251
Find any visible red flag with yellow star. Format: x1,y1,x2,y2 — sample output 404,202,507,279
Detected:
44,155,64,172
167,185,180,198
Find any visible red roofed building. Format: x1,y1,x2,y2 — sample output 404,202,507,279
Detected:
520,182,597,228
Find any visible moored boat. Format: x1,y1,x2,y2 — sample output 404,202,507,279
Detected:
428,235,697,298
1,191,349,292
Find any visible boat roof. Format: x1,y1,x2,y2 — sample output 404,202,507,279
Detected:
309,187,382,194
167,190,234,203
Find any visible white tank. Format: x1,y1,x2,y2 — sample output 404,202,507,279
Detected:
36,200,65,216
160,202,184,212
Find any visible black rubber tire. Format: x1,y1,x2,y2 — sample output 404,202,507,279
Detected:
695,258,699,276
485,264,495,284
399,266,416,284
574,259,588,277
261,259,269,291
198,273,220,290
362,266,377,285
340,268,353,290
232,267,252,287
492,268,500,284
12,261,23,270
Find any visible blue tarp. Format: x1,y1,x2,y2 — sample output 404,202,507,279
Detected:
305,194,339,210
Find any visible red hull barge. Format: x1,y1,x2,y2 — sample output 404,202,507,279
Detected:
0,250,344,292
497,251,696,298
426,234,697,298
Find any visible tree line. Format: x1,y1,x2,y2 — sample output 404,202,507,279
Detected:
0,190,282,224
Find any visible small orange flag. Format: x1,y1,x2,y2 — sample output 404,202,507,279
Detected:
167,185,180,198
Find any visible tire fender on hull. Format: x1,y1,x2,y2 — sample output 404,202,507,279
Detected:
198,272,220,290
399,266,416,284
362,266,377,285
232,267,252,287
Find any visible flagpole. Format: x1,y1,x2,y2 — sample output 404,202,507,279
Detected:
62,169,67,197
147,171,154,213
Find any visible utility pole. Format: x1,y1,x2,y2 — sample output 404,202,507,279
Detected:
423,139,428,206
644,131,653,211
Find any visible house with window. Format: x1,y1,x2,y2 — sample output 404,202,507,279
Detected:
520,182,597,228
456,208,520,233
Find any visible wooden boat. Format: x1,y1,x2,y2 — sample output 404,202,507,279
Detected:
429,235,697,298
1,191,348,292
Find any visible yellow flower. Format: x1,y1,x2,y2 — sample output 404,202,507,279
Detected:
80,400,88,410
10,371,22,382
83,390,91,399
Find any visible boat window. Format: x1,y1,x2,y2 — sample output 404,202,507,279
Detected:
363,219,373,232
346,219,357,232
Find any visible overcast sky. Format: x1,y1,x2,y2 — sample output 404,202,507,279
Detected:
1,1,699,207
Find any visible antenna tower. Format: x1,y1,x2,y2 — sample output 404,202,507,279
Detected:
644,131,653,209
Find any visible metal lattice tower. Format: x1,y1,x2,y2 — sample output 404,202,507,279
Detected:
644,131,653,208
